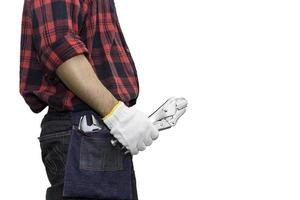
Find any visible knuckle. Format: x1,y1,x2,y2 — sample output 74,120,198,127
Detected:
139,146,146,151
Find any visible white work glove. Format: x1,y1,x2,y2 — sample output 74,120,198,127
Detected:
102,101,159,155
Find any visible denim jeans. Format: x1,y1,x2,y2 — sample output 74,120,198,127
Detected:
38,106,138,200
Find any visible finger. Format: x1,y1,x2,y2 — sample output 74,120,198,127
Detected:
131,148,139,155
144,136,153,146
151,128,159,140
137,142,147,151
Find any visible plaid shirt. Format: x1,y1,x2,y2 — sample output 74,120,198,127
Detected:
19,0,139,113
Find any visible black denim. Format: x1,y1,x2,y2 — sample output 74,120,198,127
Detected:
38,107,138,200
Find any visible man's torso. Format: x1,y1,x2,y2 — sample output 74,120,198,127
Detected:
19,0,139,113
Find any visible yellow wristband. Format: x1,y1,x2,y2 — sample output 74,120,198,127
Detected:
102,101,122,120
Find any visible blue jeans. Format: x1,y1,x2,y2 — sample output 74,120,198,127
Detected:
38,106,138,200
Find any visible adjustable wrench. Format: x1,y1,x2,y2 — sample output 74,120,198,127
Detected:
77,114,103,135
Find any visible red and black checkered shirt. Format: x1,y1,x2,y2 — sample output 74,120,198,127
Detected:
19,0,139,113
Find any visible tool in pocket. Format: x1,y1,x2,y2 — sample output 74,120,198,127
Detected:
77,114,102,135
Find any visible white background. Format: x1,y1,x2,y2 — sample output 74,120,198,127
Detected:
0,0,300,199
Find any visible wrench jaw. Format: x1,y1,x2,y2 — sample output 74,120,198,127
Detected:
150,97,188,131
167,105,187,126
78,114,102,136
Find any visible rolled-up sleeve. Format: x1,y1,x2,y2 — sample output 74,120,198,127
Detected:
31,0,89,74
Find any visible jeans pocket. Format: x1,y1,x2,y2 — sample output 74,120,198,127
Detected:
38,129,71,185
63,127,133,199
79,134,123,171
39,119,72,139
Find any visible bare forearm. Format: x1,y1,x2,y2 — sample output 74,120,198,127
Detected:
56,54,118,116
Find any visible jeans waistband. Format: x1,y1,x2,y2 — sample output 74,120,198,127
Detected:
40,96,138,130
40,106,107,132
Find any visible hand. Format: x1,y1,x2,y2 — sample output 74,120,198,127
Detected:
102,101,159,155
